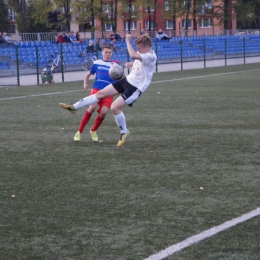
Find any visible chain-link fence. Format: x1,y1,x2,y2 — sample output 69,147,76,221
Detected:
0,44,18,86
1,35,260,86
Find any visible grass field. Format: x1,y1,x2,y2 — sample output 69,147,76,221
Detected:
1,63,260,260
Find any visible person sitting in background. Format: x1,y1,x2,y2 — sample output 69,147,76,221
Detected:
76,32,84,43
140,29,147,35
3,31,12,43
156,29,171,40
56,32,66,44
109,33,115,41
114,31,121,41
87,40,95,53
0,33,6,44
95,38,103,51
63,31,72,43
70,31,77,43
110,38,116,47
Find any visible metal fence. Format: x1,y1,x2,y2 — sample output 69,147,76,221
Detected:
1,35,260,86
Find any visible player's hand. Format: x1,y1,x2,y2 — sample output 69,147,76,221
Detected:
125,34,132,41
125,62,133,69
84,84,90,91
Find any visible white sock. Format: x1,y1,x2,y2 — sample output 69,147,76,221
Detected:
114,112,127,134
73,95,99,109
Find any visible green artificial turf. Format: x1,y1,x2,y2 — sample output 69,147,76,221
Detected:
1,64,260,260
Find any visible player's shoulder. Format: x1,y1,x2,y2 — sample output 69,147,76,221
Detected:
141,51,157,61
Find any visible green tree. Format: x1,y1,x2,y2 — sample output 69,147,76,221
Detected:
163,0,183,34
213,0,236,30
0,0,9,32
28,0,53,32
235,0,255,29
72,0,105,34
54,0,72,31
8,0,28,32
141,0,159,32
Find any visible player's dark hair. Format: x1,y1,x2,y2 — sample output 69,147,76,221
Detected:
134,34,152,47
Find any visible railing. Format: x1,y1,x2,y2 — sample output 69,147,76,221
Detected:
8,32,93,42
5,29,260,43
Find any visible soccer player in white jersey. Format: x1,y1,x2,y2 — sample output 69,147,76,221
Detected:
60,34,157,147
74,44,119,142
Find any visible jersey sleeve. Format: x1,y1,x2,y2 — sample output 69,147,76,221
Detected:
89,62,97,75
140,52,156,65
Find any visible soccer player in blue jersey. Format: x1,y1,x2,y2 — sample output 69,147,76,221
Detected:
73,44,120,142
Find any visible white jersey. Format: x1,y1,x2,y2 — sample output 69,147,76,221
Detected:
126,51,157,92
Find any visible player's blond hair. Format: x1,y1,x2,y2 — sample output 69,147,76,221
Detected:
134,34,152,47
102,44,113,50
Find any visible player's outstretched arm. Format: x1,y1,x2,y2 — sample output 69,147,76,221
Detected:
83,71,92,91
125,34,141,60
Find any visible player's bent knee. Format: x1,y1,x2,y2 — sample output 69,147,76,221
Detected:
96,90,105,99
111,104,120,115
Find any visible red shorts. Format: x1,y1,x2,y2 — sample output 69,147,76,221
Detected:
90,88,113,114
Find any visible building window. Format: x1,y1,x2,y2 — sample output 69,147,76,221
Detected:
181,19,191,28
105,23,112,31
199,19,213,28
79,23,92,32
8,8,15,21
145,20,154,30
123,21,137,31
166,20,174,29
164,1,169,11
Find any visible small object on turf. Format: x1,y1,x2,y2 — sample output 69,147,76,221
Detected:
74,131,81,141
59,103,77,114
109,63,124,80
117,130,130,147
90,130,98,142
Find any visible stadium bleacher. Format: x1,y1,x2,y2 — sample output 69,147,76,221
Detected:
1,35,260,69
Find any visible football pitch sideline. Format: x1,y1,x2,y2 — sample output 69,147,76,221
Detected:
1,63,260,260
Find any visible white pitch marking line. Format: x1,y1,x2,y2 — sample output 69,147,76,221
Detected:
152,68,260,84
0,89,82,101
143,207,260,260
0,69,259,101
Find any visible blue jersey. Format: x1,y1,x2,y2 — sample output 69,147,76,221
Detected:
89,60,119,90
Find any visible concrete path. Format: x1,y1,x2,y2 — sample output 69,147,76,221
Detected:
1,56,259,86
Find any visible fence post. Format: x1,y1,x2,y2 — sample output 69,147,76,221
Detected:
180,40,183,71
203,39,206,68
15,45,20,86
36,45,39,85
224,38,227,66
243,37,246,65
155,41,158,73
60,44,64,83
